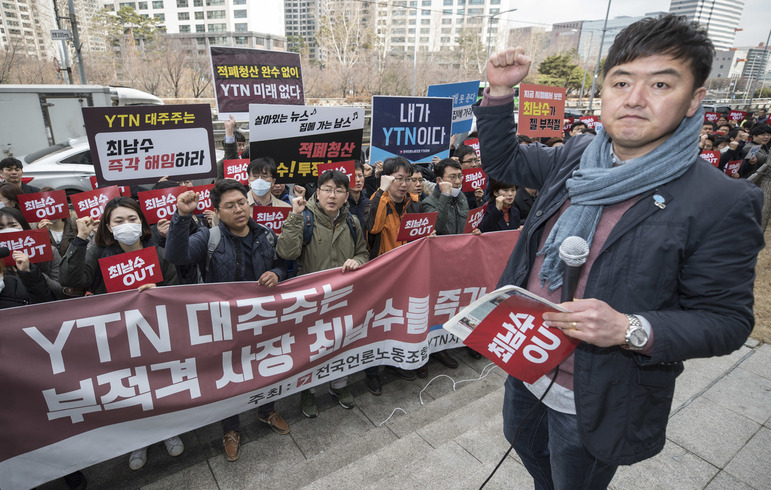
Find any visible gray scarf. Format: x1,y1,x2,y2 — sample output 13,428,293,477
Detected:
538,107,705,291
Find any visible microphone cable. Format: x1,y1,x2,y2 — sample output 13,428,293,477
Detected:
479,365,561,489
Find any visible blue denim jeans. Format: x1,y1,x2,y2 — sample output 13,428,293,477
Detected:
502,375,618,490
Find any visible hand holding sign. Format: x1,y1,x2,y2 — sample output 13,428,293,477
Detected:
13,251,30,271
543,298,629,348
157,219,170,238
258,271,279,288
176,190,199,216
76,216,99,240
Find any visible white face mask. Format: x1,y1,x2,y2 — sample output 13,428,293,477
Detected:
450,187,462,198
0,227,21,233
0,201,5,209
250,178,272,197
111,223,142,246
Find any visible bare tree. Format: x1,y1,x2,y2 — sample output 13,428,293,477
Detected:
188,52,213,98
0,40,22,84
161,39,189,97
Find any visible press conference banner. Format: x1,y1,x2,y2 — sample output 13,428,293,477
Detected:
249,104,364,184
0,230,519,489
370,95,453,165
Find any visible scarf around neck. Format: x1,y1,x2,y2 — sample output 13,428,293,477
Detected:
537,107,705,291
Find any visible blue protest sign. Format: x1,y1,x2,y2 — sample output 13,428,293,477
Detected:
427,80,479,134
370,96,453,165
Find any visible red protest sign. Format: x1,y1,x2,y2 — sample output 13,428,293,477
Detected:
18,191,70,223
191,184,214,213
464,204,487,234
98,247,164,293
396,212,438,242
253,207,290,234
729,110,746,122
724,160,742,176
70,186,122,219
464,138,480,157
464,293,578,383
700,150,721,167
0,229,54,267
518,84,566,137
579,115,599,129
704,112,720,122
89,176,131,196
317,160,355,187
224,159,250,184
137,187,186,225
462,168,487,193
562,117,574,133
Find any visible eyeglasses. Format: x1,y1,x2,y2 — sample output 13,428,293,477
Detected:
462,157,480,164
392,176,412,184
443,174,464,182
318,187,347,196
252,173,273,181
220,199,248,211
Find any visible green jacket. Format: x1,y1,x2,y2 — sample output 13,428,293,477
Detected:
420,186,470,235
276,196,369,275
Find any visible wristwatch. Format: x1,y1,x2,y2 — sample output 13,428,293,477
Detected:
624,314,648,351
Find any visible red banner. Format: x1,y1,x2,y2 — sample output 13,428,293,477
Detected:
579,115,600,129
89,176,130,197
729,110,746,122
518,84,566,137
98,247,164,293
462,168,487,192
724,160,742,176
191,184,215,213
704,111,720,122
464,204,487,234
396,212,437,242
317,160,356,188
223,159,250,184
70,186,122,219
138,187,186,225
562,117,574,133
253,207,291,234
700,150,721,167
0,230,519,489
0,229,53,266
18,190,70,223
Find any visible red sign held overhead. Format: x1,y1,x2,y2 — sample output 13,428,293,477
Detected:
191,184,214,213
462,168,487,193
724,160,742,176
253,207,291,234
98,247,164,293
317,160,356,188
18,191,70,223
0,229,54,267
89,176,131,197
70,186,122,219
396,212,438,242
137,187,186,225
579,115,600,129
223,159,250,184
729,110,747,122
704,112,720,122
464,138,480,157
463,204,487,234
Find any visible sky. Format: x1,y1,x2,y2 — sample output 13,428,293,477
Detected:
500,0,769,48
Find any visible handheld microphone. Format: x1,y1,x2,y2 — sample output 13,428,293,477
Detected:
0,247,10,259
559,236,589,303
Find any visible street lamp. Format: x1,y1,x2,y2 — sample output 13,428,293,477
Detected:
578,30,595,108
485,8,517,87
588,0,612,114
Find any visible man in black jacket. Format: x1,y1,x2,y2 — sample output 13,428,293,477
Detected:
474,15,763,488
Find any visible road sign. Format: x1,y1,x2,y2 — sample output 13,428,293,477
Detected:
50,30,72,41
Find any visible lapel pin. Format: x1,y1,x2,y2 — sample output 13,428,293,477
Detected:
653,194,666,210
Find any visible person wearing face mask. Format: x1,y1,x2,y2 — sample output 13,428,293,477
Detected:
0,182,21,209
0,258,30,309
59,196,182,470
246,157,291,209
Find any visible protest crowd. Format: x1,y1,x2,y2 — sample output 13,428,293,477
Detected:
1,13,769,490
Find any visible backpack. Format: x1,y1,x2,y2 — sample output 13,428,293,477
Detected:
301,208,358,246
204,223,276,281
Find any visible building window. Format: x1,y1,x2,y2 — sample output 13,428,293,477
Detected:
234,9,246,18
154,13,164,21
195,11,204,19
235,36,247,45
152,0,163,8
177,0,187,5
207,10,225,19
234,0,246,3
208,23,226,31
194,0,202,5
235,22,247,31
196,24,205,32
179,24,190,32
178,12,189,20
206,0,224,5
119,2,136,9
137,1,147,8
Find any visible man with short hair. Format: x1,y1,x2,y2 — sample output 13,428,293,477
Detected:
701,120,716,135
756,108,768,124
421,158,470,236
456,145,485,209
474,15,763,487
247,157,291,208
0,157,39,193
276,170,369,417
165,179,289,463
568,121,587,137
